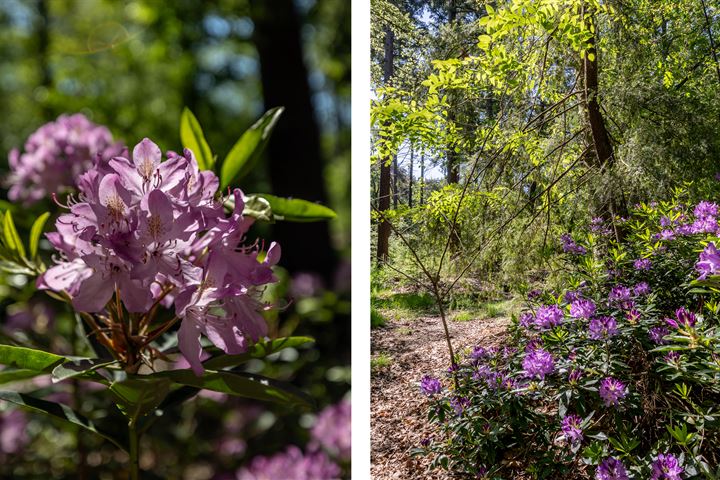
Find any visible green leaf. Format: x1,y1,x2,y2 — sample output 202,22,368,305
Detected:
29,212,50,259
51,358,115,383
0,368,46,385
220,107,284,189
0,390,127,451
3,211,26,259
203,337,314,370
149,369,313,408
180,107,214,171
109,377,172,422
0,344,66,372
253,194,336,222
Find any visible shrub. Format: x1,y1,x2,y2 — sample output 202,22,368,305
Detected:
419,190,720,479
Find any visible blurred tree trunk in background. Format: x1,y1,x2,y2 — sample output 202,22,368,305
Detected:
36,0,51,119
250,0,337,282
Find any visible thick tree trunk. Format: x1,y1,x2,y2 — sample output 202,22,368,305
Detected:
376,26,395,264
581,7,626,220
250,0,337,281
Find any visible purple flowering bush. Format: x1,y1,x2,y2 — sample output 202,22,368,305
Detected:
0,110,341,478
419,193,720,478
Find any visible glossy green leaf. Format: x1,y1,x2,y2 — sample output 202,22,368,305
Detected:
0,391,127,451
0,344,66,372
29,212,51,259
180,107,214,171
52,358,115,383
110,377,172,422
203,337,314,370
150,369,313,408
220,107,284,189
253,194,336,222
3,211,26,259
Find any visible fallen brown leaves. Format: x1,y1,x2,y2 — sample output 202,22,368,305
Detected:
370,314,510,479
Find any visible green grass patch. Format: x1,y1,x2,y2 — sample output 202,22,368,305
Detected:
396,326,413,335
371,353,393,374
371,306,386,328
372,291,435,311
453,311,475,322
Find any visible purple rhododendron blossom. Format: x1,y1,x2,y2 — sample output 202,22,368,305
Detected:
236,445,340,480
560,414,583,444
522,348,554,380
690,217,719,234
37,139,281,375
666,307,696,329
420,376,442,396
650,453,683,480
534,305,564,329
659,229,676,241
694,201,718,219
568,368,582,384
470,346,491,362
570,299,596,319
524,337,543,352
625,309,641,323
599,377,626,407
450,396,470,415
564,290,582,303
608,285,632,305
560,233,586,255
595,457,629,480
6,114,124,205
633,282,650,296
634,258,651,270
310,400,351,461
519,312,535,328
664,351,681,364
527,289,542,300
589,316,619,340
697,242,720,280
649,326,670,344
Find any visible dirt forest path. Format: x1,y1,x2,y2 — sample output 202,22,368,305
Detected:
371,314,511,479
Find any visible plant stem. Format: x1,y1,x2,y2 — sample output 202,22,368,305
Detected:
129,422,139,480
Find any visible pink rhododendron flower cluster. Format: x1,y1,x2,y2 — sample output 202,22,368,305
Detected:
37,138,280,375
7,114,124,205
310,400,351,461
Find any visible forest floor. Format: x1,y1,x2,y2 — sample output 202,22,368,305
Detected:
370,312,510,479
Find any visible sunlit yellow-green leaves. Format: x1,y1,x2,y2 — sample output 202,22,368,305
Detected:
179,107,214,171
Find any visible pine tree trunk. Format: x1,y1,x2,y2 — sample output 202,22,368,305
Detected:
376,26,395,264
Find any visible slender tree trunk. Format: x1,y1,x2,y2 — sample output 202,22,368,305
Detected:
700,0,720,84
408,146,414,207
420,153,425,205
445,0,460,185
250,0,337,281
392,152,398,209
376,26,395,264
